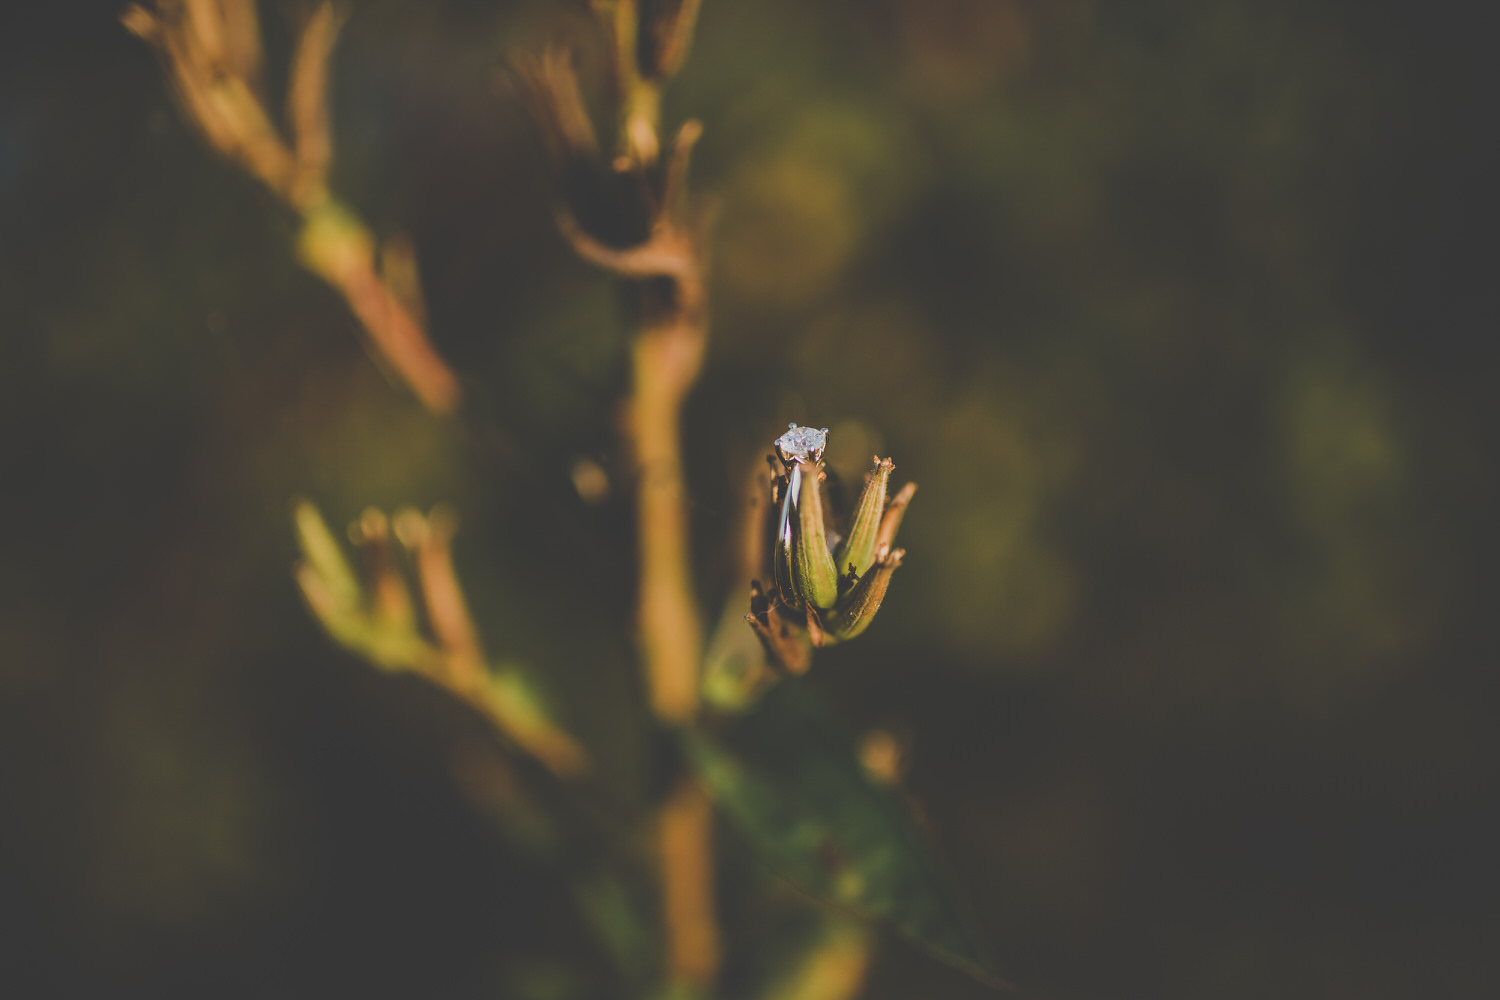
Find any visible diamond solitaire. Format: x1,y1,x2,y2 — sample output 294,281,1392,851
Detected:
774,424,828,466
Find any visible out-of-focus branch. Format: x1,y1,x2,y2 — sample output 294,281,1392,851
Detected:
378,233,429,329
659,775,721,987
298,203,461,413
213,0,264,84
641,0,703,83
286,1,343,209
124,1,460,413
513,46,601,167
393,505,486,692
295,501,590,780
553,206,695,281
523,57,708,724
518,5,718,990
609,0,659,166
629,313,706,726
125,0,295,194
603,0,704,168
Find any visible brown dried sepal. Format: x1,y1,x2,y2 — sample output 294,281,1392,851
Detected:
745,581,812,675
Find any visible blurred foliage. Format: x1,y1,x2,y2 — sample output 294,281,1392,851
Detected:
3,0,1499,998
687,685,999,985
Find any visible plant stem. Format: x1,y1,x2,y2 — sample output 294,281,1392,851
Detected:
625,229,718,990
630,308,706,723
523,2,720,983
660,774,720,988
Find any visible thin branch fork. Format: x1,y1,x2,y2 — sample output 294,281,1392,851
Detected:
518,5,719,988
125,0,461,413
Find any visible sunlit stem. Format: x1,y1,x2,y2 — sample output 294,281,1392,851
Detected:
631,335,703,724
660,775,721,988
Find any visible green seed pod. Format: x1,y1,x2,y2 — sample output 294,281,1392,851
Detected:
770,424,839,611
791,463,840,610
825,547,904,642
755,424,916,659
833,457,893,594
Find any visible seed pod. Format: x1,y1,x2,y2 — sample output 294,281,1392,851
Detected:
753,424,916,663
790,463,840,610
771,424,839,611
825,547,904,642
833,457,893,595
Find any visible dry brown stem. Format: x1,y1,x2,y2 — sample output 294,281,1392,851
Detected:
659,775,721,986
389,507,591,779
536,93,709,727
511,46,601,167
521,5,720,987
876,481,919,555
286,2,343,208
399,505,486,691
301,215,461,413
126,0,461,413
519,3,718,986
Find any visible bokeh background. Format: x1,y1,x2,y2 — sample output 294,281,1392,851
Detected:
3,1,1498,997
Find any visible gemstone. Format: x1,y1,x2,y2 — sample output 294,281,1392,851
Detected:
775,423,828,466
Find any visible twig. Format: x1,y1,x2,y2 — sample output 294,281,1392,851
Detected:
125,0,461,413
518,2,720,986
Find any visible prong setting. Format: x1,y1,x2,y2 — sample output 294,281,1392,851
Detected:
774,423,828,468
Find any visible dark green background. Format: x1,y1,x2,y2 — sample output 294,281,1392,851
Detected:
3,1,1497,996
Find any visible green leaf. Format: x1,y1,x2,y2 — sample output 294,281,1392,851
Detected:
684,685,1005,988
